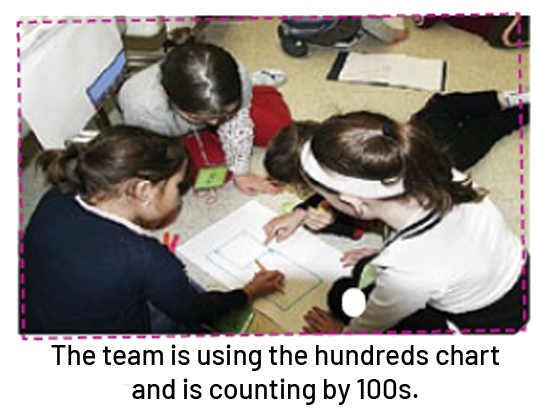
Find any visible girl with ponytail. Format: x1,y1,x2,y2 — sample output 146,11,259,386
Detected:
24,126,284,334
300,111,527,334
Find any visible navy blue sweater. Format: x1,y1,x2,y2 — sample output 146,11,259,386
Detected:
23,189,248,334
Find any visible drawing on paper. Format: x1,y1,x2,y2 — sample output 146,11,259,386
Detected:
178,201,349,332
206,230,323,311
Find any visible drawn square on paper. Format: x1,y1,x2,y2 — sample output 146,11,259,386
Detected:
207,230,323,311
214,231,268,269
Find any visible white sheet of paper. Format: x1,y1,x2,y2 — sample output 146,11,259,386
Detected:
338,53,445,91
178,201,350,333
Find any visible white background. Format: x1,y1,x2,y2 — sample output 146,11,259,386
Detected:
2,1,548,414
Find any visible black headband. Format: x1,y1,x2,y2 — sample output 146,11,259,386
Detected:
382,120,397,142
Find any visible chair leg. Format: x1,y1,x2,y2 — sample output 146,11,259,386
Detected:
95,106,112,130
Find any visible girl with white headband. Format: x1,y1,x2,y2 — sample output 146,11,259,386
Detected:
300,111,528,334
263,90,528,266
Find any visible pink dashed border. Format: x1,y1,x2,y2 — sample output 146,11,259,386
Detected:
517,15,528,332
17,14,528,341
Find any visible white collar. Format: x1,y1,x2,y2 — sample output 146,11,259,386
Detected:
75,195,148,236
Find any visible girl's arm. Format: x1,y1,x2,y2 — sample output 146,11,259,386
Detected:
216,64,280,195
143,239,249,328
217,61,255,176
217,106,255,175
294,195,362,239
143,239,283,329
218,111,280,195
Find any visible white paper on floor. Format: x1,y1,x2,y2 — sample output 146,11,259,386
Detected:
178,200,350,333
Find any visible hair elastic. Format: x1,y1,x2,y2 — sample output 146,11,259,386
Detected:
382,120,397,142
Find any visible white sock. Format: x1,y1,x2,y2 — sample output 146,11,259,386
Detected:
251,68,287,87
503,88,530,108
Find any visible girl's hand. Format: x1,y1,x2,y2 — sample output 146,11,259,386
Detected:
234,174,282,196
341,247,380,268
303,206,336,231
303,307,344,333
242,270,285,300
264,210,308,245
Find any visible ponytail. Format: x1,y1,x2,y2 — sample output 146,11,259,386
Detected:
36,126,189,201
398,121,486,214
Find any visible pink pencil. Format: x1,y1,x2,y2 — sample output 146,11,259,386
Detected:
170,234,181,252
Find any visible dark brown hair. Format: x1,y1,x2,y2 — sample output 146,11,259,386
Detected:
37,126,190,201
264,121,320,187
310,111,486,215
160,42,242,118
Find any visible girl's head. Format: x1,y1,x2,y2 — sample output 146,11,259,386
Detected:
160,42,242,126
301,111,485,219
37,126,191,229
264,121,320,189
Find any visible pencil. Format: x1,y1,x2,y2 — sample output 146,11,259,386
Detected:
163,232,170,246
254,259,267,272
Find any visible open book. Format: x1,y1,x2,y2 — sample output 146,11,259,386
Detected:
328,51,447,92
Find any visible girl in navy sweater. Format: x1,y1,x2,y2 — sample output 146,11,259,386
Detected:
23,126,283,334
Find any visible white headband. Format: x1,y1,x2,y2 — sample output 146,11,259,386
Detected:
300,140,405,199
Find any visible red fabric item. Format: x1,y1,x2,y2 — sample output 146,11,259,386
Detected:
250,85,293,147
417,16,528,48
352,228,365,240
446,17,494,39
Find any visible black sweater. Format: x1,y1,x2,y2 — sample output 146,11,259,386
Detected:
23,189,247,334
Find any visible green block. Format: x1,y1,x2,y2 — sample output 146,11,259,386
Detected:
358,263,378,290
195,166,229,189
206,308,255,334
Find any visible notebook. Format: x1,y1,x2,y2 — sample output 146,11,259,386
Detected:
328,51,447,92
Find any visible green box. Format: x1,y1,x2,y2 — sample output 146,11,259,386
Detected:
194,166,229,189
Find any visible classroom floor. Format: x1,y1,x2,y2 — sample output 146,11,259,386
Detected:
20,18,530,333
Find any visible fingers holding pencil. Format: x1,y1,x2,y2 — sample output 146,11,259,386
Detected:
254,260,284,291
254,259,267,271
241,259,285,300
261,271,285,293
